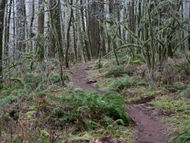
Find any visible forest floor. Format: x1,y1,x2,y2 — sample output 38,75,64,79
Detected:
72,63,169,143
1,55,190,142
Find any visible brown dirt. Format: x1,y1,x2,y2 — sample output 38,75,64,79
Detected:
72,64,104,94
72,64,169,143
130,96,155,104
91,136,126,143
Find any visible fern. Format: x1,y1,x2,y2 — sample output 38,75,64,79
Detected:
109,77,146,91
104,66,124,77
57,91,132,131
0,95,19,104
24,73,42,89
51,75,61,83
173,131,190,143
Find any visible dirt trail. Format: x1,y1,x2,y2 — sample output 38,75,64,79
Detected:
127,105,168,143
72,64,104,94
72,64,169,143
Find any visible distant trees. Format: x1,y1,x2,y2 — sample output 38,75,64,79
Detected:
0,0,190,87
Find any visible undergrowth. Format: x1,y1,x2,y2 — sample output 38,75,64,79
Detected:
173,131,190,143
104,66,124,77
0,82,133,142
87,54,190,142
109,77,146,92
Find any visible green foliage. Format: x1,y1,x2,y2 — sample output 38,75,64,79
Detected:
104,66,124,77
98,68,106,73
164,82,187,93
0,95,19,104
95,61,103,69
109,81,124,91
109,77,146,91
13,134,23,143
175,50,186,57
24,73,42,89
112,56,128,64
173,131,190,143
58,91,132,131
51,75,61,83
132,60,141,65
36,128,50,143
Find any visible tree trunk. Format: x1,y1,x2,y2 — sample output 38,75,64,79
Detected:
80,0,91,61
16,0,25,53
90,1,100,59
0,0,6,89
183,0,189,50
4,0,13,62
29,0,35,52
49,0,64,86
37,0,44,62
65,0,73,68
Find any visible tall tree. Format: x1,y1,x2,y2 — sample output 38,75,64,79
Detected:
4,0,13,57
37,0,44,62
0,0,6,89
183,0,189,50
29,0,35,52
90,1,100,59
65,0,73,68
16,0,25,53
80,0,91,60
49,0,64,85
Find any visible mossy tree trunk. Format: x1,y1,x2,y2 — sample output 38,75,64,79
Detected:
29,0,35,52
49,0,65,86
65,0,73,68
37,0,44,62
80,0,91,61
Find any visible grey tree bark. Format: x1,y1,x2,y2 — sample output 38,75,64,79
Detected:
0,0,6,89
16,0,25,53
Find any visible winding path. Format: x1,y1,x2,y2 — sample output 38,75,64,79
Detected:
72,64,169,143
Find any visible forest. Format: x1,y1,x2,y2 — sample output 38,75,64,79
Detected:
0,0,190,142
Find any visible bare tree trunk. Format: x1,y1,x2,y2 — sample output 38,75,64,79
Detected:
183,0,189,50
0,0,6,89
37,0,44,62
13,0,16,56
90,1,100,59
16,0,25,53
29,0,35,52
72,11,77,62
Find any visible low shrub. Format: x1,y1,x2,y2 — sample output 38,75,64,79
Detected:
57,91,132,131
104,66,124,77
109,77,146,91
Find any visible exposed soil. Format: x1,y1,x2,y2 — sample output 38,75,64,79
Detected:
72,64,104,94
72,64,169,143
127,105,168,143
91,136,126,143
130,96,155,104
